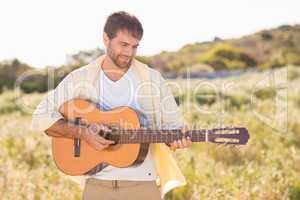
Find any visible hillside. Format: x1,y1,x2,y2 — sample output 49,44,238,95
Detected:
138,24,300,72
0,24,299,93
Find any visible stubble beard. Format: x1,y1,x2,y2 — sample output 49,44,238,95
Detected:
107,43,133,69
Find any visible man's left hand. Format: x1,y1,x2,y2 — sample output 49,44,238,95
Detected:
168,125,192,151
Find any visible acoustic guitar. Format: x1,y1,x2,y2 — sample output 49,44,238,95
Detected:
49,99,250,176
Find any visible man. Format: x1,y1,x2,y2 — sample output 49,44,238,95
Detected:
31,11,192,200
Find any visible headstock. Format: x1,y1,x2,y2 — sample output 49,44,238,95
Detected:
208,127,250,145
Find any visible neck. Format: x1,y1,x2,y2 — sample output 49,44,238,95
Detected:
101,55,130,82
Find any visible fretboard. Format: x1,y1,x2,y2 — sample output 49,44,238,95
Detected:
107,129,209,144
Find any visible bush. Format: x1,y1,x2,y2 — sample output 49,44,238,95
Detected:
197,43,257,70
193,91,217,106
0,92,23,114
19,73,48,93
288,66,300,80
223,94,251,110
254,87,277,100
260,31,273,41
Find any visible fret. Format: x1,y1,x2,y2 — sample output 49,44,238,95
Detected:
159,132,162,143
141,131,144,143
159,132,161,143
147,132,150,143
120,132,123,144
158,132,161,143
126,132,129,144
151,132,153,143
116,129,211,144
120,130,123,144
123,131,126,144
128,133,131,144
144,130,147,143
146,132,149,143
166,132,169,143
193,130,196,142
179,129,182,140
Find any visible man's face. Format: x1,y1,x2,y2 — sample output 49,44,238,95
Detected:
105,30,140,69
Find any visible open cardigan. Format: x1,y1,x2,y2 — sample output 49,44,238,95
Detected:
31,55,187,199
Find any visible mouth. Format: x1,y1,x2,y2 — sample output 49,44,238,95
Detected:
120,56,131,62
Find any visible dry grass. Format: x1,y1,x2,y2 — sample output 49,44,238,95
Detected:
0,66,299,200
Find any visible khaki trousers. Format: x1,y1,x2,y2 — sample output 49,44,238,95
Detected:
82,178,162,200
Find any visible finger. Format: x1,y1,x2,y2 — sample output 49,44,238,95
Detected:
177,139,183,148
187,136,192,147
186,137,193,147
181,125,188,134
92,141,108,151
97,136,115,145
105,140,115,144
181,137,188,148
170,145,177,152
94,137,107,146
171,140,179,148
99,124,112,132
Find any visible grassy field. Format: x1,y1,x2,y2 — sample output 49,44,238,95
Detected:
0,66,299,200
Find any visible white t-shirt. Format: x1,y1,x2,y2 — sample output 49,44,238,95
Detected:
90,66,157,181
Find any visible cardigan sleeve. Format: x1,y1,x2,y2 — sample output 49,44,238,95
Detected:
30,73,75,132
158,73,185,130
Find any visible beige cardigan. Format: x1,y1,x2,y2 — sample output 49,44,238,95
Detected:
31,55,187,199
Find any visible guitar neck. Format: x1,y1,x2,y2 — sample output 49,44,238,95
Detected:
109,129,209,144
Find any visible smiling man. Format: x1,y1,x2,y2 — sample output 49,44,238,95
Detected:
32,11,191,200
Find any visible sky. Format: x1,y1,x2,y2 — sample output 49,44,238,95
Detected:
0,0,300,68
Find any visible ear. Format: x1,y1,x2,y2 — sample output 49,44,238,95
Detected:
103,32,110,47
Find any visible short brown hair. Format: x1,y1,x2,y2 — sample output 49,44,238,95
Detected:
104,11,143,40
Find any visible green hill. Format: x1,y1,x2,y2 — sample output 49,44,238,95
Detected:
138,24,300,72
0,24,299,93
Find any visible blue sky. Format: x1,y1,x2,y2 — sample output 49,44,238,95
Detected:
1,0,300,68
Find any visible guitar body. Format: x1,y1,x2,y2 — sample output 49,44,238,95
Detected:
51,99,149,176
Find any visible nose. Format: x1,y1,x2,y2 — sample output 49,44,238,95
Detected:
123,46,136,57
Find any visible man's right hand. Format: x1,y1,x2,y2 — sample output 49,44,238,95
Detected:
82,123,115,151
